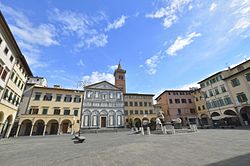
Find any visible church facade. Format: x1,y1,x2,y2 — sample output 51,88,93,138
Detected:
81,81,124,128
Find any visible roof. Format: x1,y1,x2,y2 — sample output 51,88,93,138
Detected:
0,12,32,76
197,71,223,84
155,89,192,100
84,80,121,90
33,85,84,92
114,63,126,75
223,67,250,80
125,93,154,96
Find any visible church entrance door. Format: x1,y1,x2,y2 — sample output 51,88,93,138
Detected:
101,117,106,127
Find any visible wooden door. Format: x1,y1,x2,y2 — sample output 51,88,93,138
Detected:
101,117,106,127
62,123,68,133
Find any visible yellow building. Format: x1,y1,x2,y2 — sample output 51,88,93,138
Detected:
16,85,83,136
124,93,157,128
192,88,211,126
0,12,32,138
223,59,250,125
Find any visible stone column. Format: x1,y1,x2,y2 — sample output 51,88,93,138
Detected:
141,127,144,135
57,124,61,135
43,125,47,136
5,124,13,138
0,123,4,134
30,125,34,136
15,124,21,137
147,127,151,135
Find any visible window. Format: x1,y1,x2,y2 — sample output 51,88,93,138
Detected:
140,110,143,114
54,109,61,115
56,94,62,102
74,110,78,116
14,76,18,84
218,98,225,107
118,75,123,80
15,97,20,106
188,99,192,103
198,106,201,111
209,90,213,97
117,93,121,99
149,110,153,114
190,109,195,114
245,73,250,82
135,110,138,114
12,94,16,104
196,97,198,101
149,102,152,106
64,110,70,115
220,85,226,93
17,80,21,88
124,102,128,106
42,108,48,115
145,110,148,114
129,110,133,115
169,99,173,104
200,83,205,88
34,92,41,100
43,93,52,101
0,64,3,75
181,99,187,103
32,108,39,114
175,99,180,103
231,78,240,87
87,91,92,98
237,92,248,103
129,102,133,106
64,95,72,102
214,88,219,95
224,96,233,105
9,56,14,62
144,102,147,106
95,91,99,98
1,69,8,81
4,47,9,55
202,105,205,110
8,92,13,102
134,102,138,106
139,102,142,106
4,89,9,99
124,110,128,115
178,109,181,115
74,95,81,103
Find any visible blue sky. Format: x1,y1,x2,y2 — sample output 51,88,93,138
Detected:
1,0,250,96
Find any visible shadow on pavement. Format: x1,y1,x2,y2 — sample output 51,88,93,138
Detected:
206,153,250,166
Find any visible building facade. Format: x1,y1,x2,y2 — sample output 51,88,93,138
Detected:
0,12,32,138
82,81,124,129
223,60,250,125
156,90,197,126
124,93,156,128
192,88,210,126
16,86,83,136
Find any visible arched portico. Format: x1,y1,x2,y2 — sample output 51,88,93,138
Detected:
1,115,13,138
142,117,149,126
240,106,250,125
46,119,59,135
200,114,209,125
32,120,45,136
134,118,141,129
18,119,32,136
60,119,72,134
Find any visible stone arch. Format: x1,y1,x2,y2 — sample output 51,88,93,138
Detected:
1,114,13,138
240,106,250,124
211,112,220,117
134,118,141,129
0,111,4,123
46,119,59,135
19,119,32,136
108,110,115,127
33,119,45,136
200,114,209,125
142,117,149,126
100,110,108,116
149,118,157,130
60,119,72,134
83,110,91,127
224,110,237,116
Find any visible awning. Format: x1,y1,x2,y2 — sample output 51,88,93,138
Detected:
212,115,238,120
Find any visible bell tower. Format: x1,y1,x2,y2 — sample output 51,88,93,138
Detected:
114,62,126,94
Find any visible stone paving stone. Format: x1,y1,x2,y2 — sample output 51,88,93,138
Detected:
0,129,250,166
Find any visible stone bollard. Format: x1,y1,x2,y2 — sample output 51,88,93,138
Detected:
147,127,151,135
141,127,144,135
163,126,167,134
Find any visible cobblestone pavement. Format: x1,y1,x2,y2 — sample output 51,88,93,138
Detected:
0,129,250,166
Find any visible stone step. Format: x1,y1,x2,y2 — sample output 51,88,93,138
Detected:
80,128,130,134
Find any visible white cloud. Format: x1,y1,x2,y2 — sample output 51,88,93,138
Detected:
105,15,127,32
178,82,200,90
230,0,250,32
209,3,217,12
145,51,165,75
0,3,58,68
51,8,108,49
77,59,85,67
108,65,118,71
146,0,192,28
167,32,201,56
82,72,114,85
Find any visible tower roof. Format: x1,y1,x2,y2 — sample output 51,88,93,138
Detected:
114,62,126,76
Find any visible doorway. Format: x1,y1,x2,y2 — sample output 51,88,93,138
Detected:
101,117,106,127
